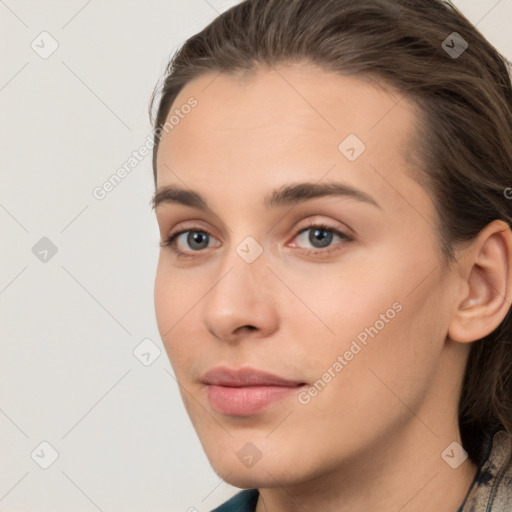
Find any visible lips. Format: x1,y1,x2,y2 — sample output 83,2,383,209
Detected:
202,366,306,416
202,366,305,387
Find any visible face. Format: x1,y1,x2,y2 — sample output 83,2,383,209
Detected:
153,63,463,489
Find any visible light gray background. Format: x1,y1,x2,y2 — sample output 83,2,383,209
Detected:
1,1,511,511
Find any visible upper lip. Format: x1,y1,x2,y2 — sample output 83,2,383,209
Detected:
202,366,305,387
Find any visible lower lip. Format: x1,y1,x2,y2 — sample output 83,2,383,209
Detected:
207,384,302,416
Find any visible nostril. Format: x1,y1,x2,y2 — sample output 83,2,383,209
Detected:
237,325,257,333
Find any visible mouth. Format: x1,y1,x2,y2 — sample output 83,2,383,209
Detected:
202,366,307,416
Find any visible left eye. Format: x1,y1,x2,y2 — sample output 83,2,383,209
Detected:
160,223,352,256
293,224,352,252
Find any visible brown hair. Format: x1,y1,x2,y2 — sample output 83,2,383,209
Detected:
149,0,512,464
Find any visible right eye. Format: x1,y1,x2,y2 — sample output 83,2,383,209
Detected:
160,228,221,257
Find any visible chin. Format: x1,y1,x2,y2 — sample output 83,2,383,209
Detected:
216,471,268,489
210,463,286,490
203,442,308,490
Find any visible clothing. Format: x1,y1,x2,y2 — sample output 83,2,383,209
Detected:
211,489,258,512
458,428,512,511
211,429,512,512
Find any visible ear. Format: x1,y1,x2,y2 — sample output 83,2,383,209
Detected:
448,219,512,343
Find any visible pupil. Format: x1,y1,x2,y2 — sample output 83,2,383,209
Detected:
311,228,332,248
189,232,208,250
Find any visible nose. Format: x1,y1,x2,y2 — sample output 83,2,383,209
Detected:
202,246,279,343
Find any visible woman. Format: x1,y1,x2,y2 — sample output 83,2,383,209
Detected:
149,0,512,510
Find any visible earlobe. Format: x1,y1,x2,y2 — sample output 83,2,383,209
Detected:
448,219,512,343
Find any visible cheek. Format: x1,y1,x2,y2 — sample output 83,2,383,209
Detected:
154,257,198,326
305,275,446,419
154,262,174,342
154,260,200,367
280,261,402,354
288,251,446,402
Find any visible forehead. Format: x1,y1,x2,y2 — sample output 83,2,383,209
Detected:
155,62,424,215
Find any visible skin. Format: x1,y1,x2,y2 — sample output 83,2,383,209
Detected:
153,62,512,512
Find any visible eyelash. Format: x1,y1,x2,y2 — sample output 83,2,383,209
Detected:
159,222,353,258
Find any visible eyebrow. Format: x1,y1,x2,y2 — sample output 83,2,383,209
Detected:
151,181,381,212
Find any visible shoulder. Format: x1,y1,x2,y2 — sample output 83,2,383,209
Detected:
461,429,512,512
210,489,259,512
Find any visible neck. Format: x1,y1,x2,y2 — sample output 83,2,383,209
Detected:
256,419,477,512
